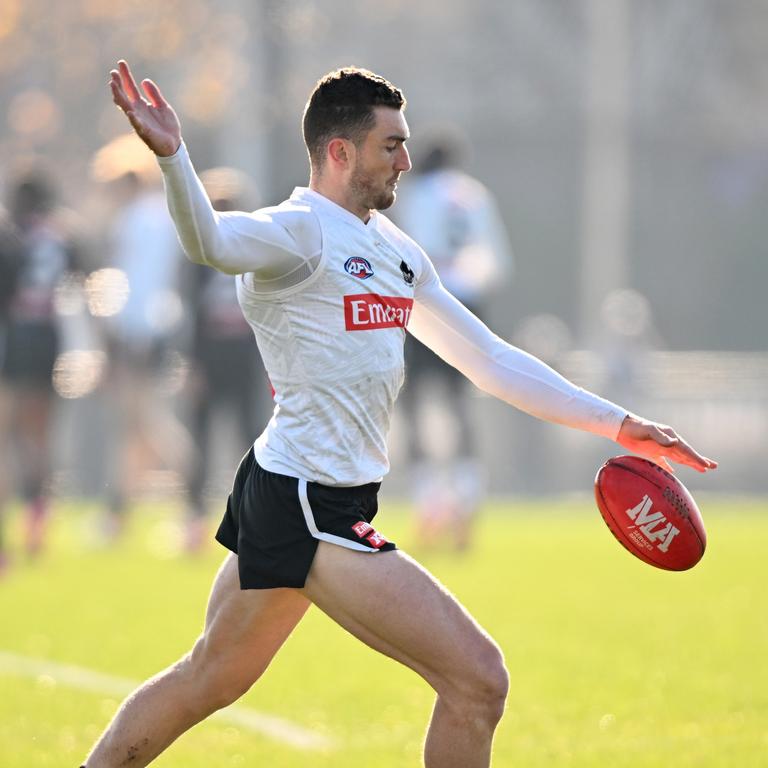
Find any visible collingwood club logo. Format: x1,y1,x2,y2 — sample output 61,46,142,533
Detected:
400,260,415,286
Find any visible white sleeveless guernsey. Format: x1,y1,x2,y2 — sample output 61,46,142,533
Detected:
158,144,628,487
243,188,430,485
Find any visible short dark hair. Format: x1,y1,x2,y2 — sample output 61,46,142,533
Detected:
302,67,406,169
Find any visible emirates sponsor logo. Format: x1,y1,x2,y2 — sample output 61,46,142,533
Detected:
351,520,388,549
366,530,388,548
351,521,373,538
344,293,413,331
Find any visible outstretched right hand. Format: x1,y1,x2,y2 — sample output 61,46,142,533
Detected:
109,60,181,157
615,414,718,474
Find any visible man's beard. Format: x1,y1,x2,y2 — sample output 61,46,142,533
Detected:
350,165,396,211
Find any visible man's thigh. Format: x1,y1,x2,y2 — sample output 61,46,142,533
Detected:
300,543,502,692
199,554,311,681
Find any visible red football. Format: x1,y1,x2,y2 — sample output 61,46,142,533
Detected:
594,455,706,571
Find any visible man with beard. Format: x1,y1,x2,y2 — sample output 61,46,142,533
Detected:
81,61,716,768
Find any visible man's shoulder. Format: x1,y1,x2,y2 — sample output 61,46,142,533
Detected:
375,212,437,286
257,195,316,222
375,212,425,256
252,197,321,247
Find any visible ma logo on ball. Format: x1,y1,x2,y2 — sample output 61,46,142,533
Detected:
625,494,680,553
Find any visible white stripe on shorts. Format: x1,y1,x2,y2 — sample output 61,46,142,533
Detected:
297,478,381,553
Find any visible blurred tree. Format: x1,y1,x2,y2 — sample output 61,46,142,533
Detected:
0,0,766,349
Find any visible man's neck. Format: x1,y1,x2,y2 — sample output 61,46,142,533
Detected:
308,177,371,223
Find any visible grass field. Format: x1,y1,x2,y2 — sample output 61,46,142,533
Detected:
1,496,766,767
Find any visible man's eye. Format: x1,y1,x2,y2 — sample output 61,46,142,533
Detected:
386,145,397,152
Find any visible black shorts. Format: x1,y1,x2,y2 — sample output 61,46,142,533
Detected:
216,449,397,589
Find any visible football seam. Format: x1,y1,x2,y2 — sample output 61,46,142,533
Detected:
604,458,670,492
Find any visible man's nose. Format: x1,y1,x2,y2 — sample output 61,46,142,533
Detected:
396,145,412,172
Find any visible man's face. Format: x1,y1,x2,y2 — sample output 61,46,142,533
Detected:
349,107,411,212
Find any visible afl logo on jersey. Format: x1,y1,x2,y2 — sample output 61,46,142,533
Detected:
344,256,374,280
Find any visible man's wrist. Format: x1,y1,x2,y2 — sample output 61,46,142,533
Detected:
155,139,182,158
156,140,186,167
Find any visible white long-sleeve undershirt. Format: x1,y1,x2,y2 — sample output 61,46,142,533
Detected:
159,143,320,282
408,283,627,439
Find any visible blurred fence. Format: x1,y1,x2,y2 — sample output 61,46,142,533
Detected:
386,349,767,497
44,348,767,502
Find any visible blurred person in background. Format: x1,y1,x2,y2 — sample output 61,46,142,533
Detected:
81,60,716,768
181,167,271,553
394,135,513,551
0,167,83,564
0,209,23,573
90,134,192,540
597,288,660,407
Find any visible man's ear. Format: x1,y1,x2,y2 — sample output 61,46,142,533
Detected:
327,138,354,169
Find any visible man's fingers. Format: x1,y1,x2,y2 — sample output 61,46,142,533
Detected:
651,426,718,472
661,435,717,473
108,60,181,157
617,417,717,474
141,79,167,109
109,73,134,113
670,441,718,472
118,60,142,103
108,93,150,142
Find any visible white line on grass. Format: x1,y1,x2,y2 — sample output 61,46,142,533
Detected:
0,650,334,752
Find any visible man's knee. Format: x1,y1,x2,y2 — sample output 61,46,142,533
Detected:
441,638,509,727
473,640,509,724
183,638,258,711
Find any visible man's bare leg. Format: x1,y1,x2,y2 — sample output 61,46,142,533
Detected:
82,554,310,767
302,543,509,768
